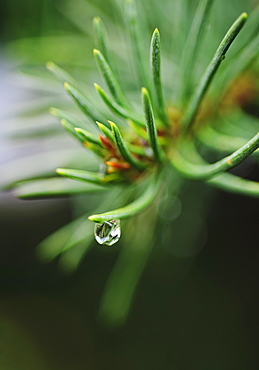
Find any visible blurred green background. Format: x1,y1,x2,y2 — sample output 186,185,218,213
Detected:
1,0,259,369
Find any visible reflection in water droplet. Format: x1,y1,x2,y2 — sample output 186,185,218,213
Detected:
94,219,121,246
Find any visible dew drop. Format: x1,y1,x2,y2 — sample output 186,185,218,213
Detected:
94,219,121,246
145,147,153,157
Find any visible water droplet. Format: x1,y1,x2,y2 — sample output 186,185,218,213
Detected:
99,163,106,176
145,147,153,157
94,219,121,246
